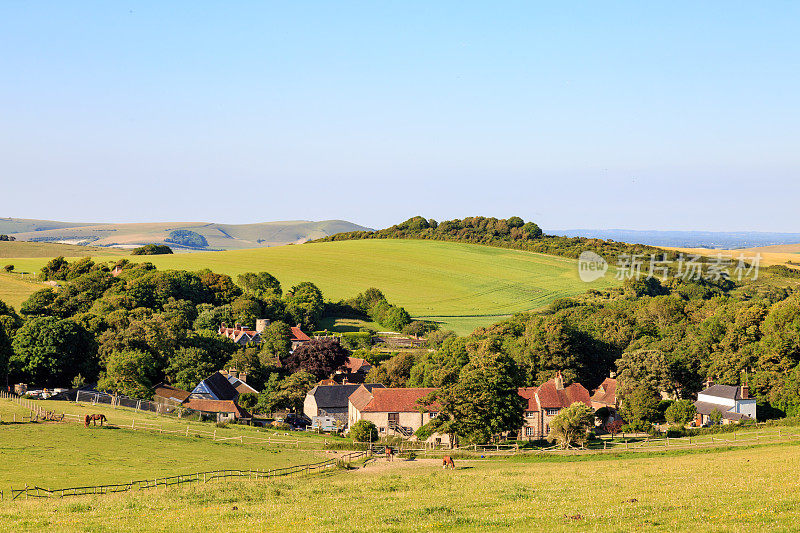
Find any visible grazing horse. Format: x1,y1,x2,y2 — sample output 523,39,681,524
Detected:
385,446,394,461
442,456,455,469
84,414,106,427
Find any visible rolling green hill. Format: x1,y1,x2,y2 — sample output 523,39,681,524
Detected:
4,219,372,251
1,239,617,333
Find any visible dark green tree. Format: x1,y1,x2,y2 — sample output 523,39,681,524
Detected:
350,420,378,442
11,317,97,386
97,349,159,398
421,350,524,445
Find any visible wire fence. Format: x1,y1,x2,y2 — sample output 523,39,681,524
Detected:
75,390,181,416
5,450,369,501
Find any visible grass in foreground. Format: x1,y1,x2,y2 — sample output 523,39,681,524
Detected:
3,239,617,334
2,442,798,531
0,421,316,492
27,399,347,446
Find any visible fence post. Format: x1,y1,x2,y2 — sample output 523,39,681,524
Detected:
186,425,190,437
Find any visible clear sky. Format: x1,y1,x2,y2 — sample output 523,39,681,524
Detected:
1,2,798,231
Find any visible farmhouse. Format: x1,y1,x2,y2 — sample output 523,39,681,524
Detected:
348,386,449,446
218,321,266,345
694,381,756,425
518,372,592,440
332,356,372,384
290,325,311,350
304,383,383,424
217,319,311,351
591,374,622,426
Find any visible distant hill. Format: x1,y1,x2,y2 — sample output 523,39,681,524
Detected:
0,217,99,234
548,229,800,249
3,219,372,252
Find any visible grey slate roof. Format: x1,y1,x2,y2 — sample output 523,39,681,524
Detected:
694,401,751,420
308,383,384,410
700,384,743,400
191,372,240,401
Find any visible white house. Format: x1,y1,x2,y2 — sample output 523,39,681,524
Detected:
694,382,756,425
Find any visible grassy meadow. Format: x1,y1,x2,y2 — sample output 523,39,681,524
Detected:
1,239,616,334
1,438,798,531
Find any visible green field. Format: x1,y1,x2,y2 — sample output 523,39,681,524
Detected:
1,239,616,333
1,431,797,531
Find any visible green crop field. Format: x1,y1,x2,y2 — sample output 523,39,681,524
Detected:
1,239,617,334
1,424,797,532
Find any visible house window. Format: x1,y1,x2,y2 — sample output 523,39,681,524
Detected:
525,427,535,437
525,411,535,418
379,427,386,433
546,408,560,416
429,412,438,419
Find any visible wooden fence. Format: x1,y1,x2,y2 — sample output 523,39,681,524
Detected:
6,450,369,501
1,392,309,447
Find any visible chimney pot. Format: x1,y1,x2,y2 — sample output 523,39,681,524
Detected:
741,383,750,399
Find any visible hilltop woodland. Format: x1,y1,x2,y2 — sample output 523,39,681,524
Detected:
314,215,669,262
1,218,800,443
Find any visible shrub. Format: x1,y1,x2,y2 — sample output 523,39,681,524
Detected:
237,392,258,410
339,332,372,350
547,403,594,449
215,421,229,428
665,399,697,426
131,244,173,255
350,420,378,442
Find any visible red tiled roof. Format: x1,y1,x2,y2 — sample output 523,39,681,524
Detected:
291,327,311,342
518,387,538,410
591,378,617,406
359,387,439,413
343,357,370,373
182,399,249,418
153,384,191,402
349,385,376,411
518,377,592,412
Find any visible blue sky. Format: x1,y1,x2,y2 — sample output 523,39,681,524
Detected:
1,2,798,231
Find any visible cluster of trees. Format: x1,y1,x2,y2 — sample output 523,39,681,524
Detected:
0,257,336,397
344,288,412,332
166,229,209,249
313,215,672,262
0,235,16,241
131,244,173,255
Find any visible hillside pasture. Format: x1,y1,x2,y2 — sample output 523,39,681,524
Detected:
3,240,618,334
1,440,798,531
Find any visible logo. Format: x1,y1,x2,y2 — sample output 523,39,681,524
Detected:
578,251,608,282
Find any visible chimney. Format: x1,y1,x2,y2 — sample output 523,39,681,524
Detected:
240,371,247,383
703,378,715,389
554,371,564,390
255,318,269,333
740,383,749,399
228,368,239,379
609,371,617,379
234,323,241,331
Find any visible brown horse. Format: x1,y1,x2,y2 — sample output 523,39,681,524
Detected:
442,456,455,469
84,414,106,427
